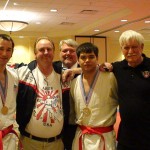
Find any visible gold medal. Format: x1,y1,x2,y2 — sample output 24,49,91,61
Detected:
83,107,91,117
1,106,8,115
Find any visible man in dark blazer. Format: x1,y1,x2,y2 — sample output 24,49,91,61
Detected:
53,39,80,150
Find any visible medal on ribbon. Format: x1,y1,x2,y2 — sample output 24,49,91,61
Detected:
80,68,100,118
82,107,91,117
0,70,8,115
1,105,8,115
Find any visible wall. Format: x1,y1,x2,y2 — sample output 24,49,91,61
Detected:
75,36,107,64
9,35,150,65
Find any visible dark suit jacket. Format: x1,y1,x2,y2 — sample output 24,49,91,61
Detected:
53,61,80,150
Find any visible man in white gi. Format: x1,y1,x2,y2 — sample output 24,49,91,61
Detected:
0,34,19,150
69,42,118,150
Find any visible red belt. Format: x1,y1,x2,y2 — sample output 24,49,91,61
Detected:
0,125,23,150
79,125,113,150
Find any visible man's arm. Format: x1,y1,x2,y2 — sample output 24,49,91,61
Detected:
62,63,114,82
62,68,82,82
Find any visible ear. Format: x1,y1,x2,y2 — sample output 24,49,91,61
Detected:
141,43,144,50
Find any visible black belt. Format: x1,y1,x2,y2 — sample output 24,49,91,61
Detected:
22,131,61,143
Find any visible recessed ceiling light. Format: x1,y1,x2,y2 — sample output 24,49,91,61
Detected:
13,3,19,6
19,36,24,38
114,30,120,33
121,19,128,22
94,29,99,32
145,20,150,24
36,22,41,24
50,9,58,12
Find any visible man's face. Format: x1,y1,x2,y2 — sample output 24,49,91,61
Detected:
60,43,77,68
122,39,143,66
35,39,54,65
0,39,13,67
78,51,98,73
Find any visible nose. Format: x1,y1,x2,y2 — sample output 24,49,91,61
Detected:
128,47,134,53
66,50,71,54
85,57,90,62
44,49,49,54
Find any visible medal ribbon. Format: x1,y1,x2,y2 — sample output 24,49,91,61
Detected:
79,125,113,150
80,68,100,105
0,70,8,107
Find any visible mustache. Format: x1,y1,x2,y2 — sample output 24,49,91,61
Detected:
127,54,137,57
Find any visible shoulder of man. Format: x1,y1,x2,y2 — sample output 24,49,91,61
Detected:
13,60,37,72
112,59,127,67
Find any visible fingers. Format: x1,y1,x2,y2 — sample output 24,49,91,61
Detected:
99,63,113,72
62,69,73,83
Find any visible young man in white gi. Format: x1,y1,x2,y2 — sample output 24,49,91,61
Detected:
0,34,19,150
69,42,118,150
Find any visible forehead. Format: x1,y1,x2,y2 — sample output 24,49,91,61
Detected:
36,39,53,48
79,51,96,56
123,39,140,46
61,43,75,50
0,39,13,48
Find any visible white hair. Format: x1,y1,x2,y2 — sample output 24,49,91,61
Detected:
119,30,144,47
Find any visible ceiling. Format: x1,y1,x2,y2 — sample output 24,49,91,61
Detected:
0,0,150,41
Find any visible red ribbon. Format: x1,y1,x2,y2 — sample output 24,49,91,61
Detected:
0,125,23,150
79,125,113,150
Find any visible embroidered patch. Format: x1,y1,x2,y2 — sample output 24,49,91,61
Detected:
142,71,150,78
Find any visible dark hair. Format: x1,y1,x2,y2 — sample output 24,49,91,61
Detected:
76,42,99,58
0,34,14,49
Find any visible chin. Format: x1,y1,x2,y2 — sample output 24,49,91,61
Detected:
65,62,72,66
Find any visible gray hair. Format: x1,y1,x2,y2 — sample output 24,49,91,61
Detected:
59,39,78,50
119,30,144,48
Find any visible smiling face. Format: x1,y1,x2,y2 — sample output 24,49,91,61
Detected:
35,39,55,66
0,38,13,67
119,30,144,67
121,39,143,67
59,43,77,68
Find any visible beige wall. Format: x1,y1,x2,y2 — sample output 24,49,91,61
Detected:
10,36,76,64
9,36,150,65
75,36,107,64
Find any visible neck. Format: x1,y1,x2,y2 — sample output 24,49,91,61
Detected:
128,56,143,67
0,68,6,87
83,69,97,80
37,64,53,77
0,65,6,74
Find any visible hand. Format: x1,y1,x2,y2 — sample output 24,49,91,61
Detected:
62,69,75,83
62,68,82,82
99,63,113,72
